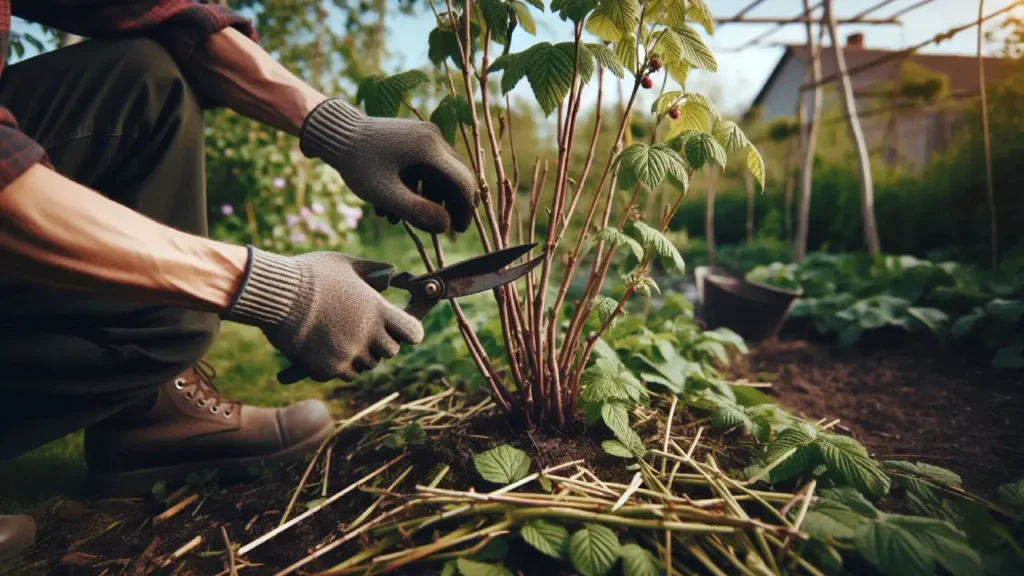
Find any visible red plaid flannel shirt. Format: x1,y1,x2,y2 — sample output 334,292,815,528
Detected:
0,1,259,191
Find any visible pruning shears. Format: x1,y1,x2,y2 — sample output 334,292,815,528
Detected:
364,242,545,320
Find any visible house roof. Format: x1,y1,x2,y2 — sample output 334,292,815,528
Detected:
747,42,1018,116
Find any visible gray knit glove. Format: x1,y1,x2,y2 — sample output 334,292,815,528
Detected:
221,247,424,384
299,97,477,234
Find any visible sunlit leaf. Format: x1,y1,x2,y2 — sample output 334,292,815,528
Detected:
596,226,644,262
620,543,663,576
569,524,621,576
651,90,683,115
586,42,625,77
356,70,430,118
816,433,891,498
673,24,717,72
683,132,727,170
520,519,569,559
585,0,640,43
687,0,715,35
745,144,766,189
473,445,532,484
626,220,686,274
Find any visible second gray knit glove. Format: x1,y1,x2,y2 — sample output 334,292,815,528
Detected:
221,247,424,384
299,97,478,234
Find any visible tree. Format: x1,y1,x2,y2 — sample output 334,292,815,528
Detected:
823,0,881,255
794,0,824,262
978,0,998,267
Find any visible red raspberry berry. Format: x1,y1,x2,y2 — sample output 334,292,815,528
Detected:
649,57,662,72
641,75,653,89
668,106,680,120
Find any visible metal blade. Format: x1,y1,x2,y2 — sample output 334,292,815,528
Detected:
423,243,537,285
443,252,546,299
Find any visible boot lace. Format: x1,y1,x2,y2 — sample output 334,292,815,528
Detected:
173,360,240,418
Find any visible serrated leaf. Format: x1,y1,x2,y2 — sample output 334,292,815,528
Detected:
356,70,430,118
853,515,981,576
819,486,881,518
667,58,690,87
494,51,530,94
520,0,544,10
552,0,598,22
602,439,635,458
510,1,537,35
456,558,513,576
673,24,717,72
710,403,747,429
568,42,596,84
430,95,474,145
626,220,685,274
997,479,1024,514
651,27,682,64
745,144,766,189
620,543,663,576
816,433,891,497
592,296,620,325
585,42,625,77
569,524,621,576
683,132,727,170
616,142,688,191
757,424,819,482
803,499,868,540
686,93,721,119
524,43,577,115
600,402,645,456
596,226,644,261
652,90,683,115
479,0,510,45
585,0,640,43
687,0,715,35
647,0,687,27
665,101,710,138
473,445,531,484
520,519,569,559
615,33,638,74
579,358,649,405
883,461,963,489
712,119,750,153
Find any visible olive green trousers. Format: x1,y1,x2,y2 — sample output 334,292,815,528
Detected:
0,38,221,461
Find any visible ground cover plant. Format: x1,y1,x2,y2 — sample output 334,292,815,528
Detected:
746,251,1024,369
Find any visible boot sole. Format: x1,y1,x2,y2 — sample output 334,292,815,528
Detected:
84,421,336,498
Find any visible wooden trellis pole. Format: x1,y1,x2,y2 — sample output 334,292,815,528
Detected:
978,0,998,267
824,0,881,255
794,0,824,263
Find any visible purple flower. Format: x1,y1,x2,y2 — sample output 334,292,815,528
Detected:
300,206,312,219
314,222,337,237
286,213,301,227
220,204,234,216
272,177,286,190
289,232,307,244
338,204,363,229
311,201,325,215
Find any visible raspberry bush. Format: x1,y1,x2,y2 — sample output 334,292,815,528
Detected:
357,0,765,431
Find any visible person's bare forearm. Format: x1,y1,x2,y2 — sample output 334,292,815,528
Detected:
191,27,327,136
0,164,248,312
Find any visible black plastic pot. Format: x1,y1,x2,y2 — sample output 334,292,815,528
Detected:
695,266,803,342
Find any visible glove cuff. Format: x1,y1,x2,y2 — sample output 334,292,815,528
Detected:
222,247,307,330
299,97,367,160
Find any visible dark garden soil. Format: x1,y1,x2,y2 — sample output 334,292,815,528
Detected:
8,413,642,576
728,334,1024,498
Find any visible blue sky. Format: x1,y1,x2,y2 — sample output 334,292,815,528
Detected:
11,0,1022,118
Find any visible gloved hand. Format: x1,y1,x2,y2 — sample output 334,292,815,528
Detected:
221,247,424,384
299,97,478,234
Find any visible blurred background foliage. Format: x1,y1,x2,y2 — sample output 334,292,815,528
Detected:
4,2,1023,275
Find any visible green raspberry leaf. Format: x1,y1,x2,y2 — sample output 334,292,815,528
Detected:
473,445,531,484
519,519,569,559
569,524,622,576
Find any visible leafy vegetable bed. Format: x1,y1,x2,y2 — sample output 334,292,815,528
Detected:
746,253,1024,369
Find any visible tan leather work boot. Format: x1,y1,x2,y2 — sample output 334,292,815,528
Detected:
84,362,334,496
0,514,35,563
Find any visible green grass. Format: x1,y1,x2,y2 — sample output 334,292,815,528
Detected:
0,322,335,514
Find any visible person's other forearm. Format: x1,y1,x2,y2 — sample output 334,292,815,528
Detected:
0,165,248,312
191,27,327,136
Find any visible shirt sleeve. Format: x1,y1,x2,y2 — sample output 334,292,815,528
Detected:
0,107,50,192
12,1,260,100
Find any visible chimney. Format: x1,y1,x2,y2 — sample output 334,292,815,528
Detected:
846,32,864,49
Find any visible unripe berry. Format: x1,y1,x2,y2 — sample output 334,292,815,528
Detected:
649,57,662,72
641,75,653,89
668,106,680,120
